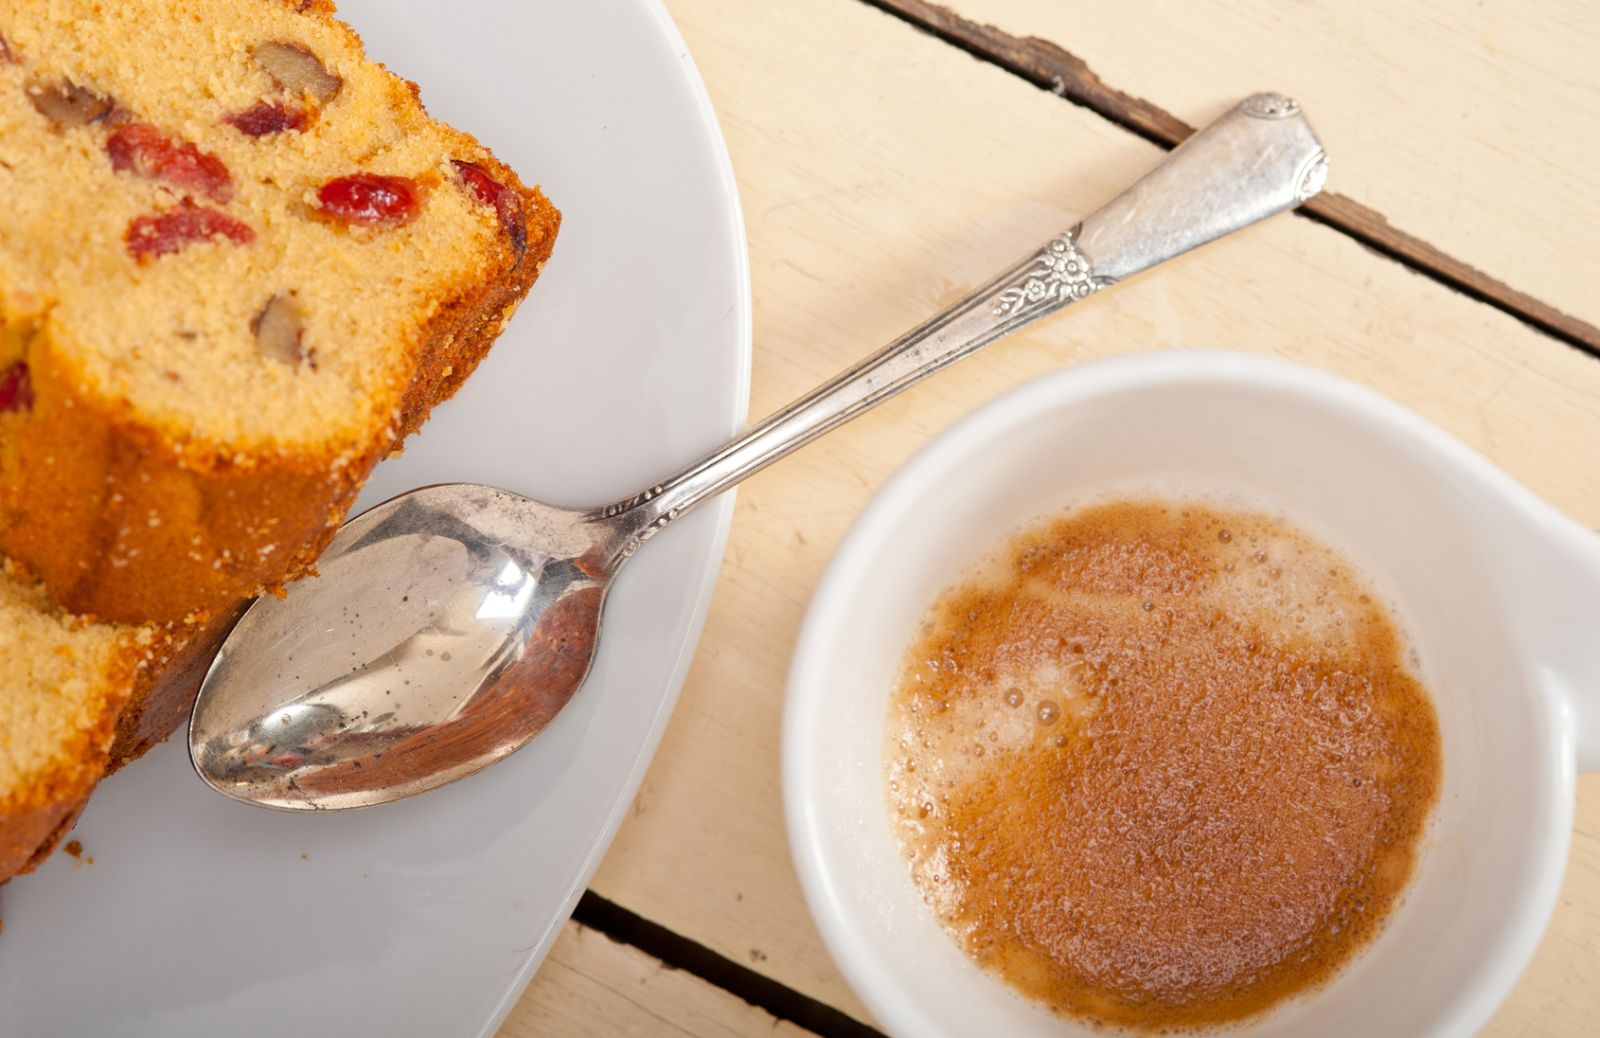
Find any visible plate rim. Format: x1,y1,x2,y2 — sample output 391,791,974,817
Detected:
468,2,752,1033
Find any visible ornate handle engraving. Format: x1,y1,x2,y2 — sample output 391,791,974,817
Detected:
1240,93,1300,119
1295,151,1329,202
598,483,669,519
991,228,1106,317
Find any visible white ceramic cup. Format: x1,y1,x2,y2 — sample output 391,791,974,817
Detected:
784,350,1600,1037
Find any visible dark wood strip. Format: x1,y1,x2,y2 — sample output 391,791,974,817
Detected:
860,0,1600,358
571,891,886,1038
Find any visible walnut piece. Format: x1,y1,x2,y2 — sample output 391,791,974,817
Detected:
26,77,115,128
252,293,312,367
253,42,342,104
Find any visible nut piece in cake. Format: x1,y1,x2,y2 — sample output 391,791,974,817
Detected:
253,40,342,104
26,77,114,128
252,292,313,368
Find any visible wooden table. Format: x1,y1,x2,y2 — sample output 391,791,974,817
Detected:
498,1,1600,1033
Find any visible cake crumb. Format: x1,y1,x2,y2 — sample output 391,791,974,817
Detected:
63,839,83,859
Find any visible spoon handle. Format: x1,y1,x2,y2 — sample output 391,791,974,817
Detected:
599,93,1327,563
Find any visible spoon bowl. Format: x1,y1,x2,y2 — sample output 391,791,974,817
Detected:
190,484,611,809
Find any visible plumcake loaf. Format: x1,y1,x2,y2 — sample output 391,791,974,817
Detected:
0,0,559,624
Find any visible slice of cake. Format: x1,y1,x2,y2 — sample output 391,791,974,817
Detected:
0,574,222,881
0,564,161,879
0,0,560,624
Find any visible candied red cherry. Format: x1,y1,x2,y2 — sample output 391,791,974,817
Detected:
227,101,308,137
108,123,234,203
0,362,34,414
126,202,255,261
315,173,421,227
452,159,527,264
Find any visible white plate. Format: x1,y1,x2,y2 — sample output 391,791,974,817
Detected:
0,2,750,1034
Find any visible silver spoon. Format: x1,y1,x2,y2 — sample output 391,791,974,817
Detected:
190,94,1326,810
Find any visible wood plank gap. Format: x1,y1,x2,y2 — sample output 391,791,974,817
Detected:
571,891,885,1038
857,0,1600,359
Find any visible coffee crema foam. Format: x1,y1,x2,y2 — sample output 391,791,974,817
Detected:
886,498,1441,1031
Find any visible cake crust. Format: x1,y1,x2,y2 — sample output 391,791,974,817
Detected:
0,614,161,881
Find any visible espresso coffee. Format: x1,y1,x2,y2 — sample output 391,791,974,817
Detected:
886,499,1441,1030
